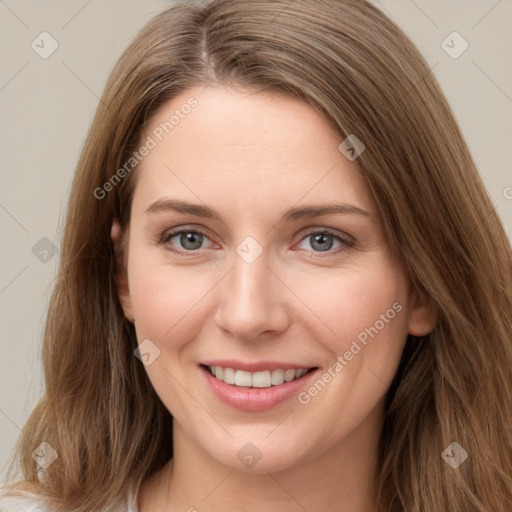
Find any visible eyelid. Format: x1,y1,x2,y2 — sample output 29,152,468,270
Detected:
159,226,217,252
293,227,356,256
158,225,356,256
299,226,355,243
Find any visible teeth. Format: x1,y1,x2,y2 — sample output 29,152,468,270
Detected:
252,371,271,388
207,366,310,388
234,370,252,387
271,369,284,385
223,367,235,384
284,369,296,382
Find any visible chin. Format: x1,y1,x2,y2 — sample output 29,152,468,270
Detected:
196,429,314,474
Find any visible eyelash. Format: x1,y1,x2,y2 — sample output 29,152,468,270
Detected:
157,226,356,258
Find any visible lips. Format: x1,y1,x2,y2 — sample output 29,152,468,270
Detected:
199,360,319,411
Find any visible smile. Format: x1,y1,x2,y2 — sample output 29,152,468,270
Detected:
206,365,312,388
199,362,319,411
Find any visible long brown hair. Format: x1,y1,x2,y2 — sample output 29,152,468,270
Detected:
2,1,511,510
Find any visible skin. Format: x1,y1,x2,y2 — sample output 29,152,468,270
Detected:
112,85,436,511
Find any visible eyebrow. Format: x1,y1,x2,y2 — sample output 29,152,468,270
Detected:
145,199,373,222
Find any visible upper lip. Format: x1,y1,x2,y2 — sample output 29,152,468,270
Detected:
201,360,316,372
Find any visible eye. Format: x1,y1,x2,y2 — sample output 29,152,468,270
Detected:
158,226,355,257
295,229,355,255
160,228,215,254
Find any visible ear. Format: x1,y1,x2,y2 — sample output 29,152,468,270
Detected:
407,283,437,336
111,218,134,323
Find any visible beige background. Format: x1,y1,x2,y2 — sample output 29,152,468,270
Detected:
1,0,511,480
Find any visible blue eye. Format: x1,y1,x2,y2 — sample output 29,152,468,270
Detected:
159,227,355,257
161,229,214,253
297,230,354,254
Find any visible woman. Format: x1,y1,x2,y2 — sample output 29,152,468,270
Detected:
1,0,511,510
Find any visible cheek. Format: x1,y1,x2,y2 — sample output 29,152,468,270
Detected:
295,275,409,442
337,268,410,379
125,256,212,416
126,252,217,343
294,259,410,407
289,259,409,348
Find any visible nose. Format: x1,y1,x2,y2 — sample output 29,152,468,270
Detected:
214,248,291,342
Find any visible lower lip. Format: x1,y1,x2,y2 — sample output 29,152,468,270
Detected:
200,365,318,412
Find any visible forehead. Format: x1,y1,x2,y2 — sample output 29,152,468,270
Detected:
132,86,376,218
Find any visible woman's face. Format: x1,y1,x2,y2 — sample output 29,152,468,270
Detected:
114,86,435,473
